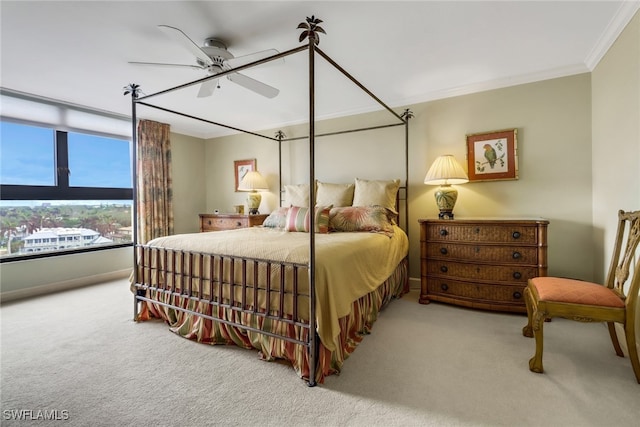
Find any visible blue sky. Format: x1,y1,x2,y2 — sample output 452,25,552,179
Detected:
0,121,132,188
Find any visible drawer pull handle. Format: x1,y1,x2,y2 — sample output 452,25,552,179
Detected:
512,231,521,239
208,220,212,225
441,283,449,291
475,228,480,233
513,291,522,299
440,247,448,255
236,221,242,227
512,251,521,259
513,272,522,280
439,229,448,236
440,265,448,273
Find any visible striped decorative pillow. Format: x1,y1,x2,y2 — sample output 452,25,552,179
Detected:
285,206,331,233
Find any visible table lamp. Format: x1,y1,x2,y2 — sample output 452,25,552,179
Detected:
424,154,469,219
238,170,268,214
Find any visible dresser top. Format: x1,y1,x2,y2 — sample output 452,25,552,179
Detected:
419,217,548,224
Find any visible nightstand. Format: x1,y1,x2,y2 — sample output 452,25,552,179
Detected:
418,218,548,313
199,213,268,232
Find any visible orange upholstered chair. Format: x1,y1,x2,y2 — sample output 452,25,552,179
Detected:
522,210,640,383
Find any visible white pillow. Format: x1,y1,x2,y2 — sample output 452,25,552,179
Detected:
352,178,400,212
316,181,354,207
284,184,310,207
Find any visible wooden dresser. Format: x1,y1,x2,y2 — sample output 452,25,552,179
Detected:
199,213,268,232
418,218,548,313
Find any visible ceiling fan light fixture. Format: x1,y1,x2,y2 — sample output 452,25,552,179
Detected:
132,25,280,99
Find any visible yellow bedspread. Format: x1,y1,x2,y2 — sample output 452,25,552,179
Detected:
143,226,408,351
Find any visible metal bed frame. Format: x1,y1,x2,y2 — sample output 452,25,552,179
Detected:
126,17,412,386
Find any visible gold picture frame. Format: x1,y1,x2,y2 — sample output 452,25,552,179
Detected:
466,129,518,182
234,159,256,191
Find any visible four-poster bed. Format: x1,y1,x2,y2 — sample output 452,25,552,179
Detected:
127,17,412,386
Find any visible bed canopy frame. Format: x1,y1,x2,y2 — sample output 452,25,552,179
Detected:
126,17,412,386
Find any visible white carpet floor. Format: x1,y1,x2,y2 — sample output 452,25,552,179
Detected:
1,279,638,426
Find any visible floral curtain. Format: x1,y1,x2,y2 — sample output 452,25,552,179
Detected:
136,119,173,244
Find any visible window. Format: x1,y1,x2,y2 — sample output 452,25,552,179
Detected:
0,91,133,261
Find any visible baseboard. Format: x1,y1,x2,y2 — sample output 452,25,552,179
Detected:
408,276,420,290
0,269,131,304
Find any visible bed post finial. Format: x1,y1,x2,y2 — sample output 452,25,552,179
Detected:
275,130,286,140
401,109,414,121
123,83,141,99
298,16,325,45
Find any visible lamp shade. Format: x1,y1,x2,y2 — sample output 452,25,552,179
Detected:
424,155,469,185
238,171,268,191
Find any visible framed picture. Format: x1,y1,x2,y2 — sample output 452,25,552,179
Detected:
466,129,518,182
234,159,256,191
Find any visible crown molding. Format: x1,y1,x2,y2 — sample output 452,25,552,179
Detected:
395,63,590,108
584,1,640,70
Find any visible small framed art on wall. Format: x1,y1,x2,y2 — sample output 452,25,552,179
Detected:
466,129,518,182
234,159,256,192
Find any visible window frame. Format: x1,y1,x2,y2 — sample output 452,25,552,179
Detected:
1,118,134,263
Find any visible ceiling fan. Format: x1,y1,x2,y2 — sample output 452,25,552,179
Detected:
129,25,280,98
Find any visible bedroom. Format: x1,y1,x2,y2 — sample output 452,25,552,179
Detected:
1,0,639,423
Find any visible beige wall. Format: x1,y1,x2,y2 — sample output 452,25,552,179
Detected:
406,75,593,281
592,10,640,280
591,10,640,355
170,132,207,234
202,73,594,284
0,247,132,301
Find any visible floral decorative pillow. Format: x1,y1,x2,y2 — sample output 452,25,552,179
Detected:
285,206,331,233
263,207,289,229
329,205,395,236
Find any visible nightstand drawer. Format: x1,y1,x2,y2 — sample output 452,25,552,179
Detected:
209,217,247,230
199,214,267,232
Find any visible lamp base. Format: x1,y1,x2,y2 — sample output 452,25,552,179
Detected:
434,185,458,220
438,211,455,220
246,191,261,215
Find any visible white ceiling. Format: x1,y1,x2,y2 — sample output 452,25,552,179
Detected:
1,1,638,139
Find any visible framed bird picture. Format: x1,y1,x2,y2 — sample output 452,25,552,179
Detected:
466,129,518,182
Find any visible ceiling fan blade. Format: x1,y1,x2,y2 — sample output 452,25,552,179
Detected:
158,24,213,66
227,73,279,98
227,49,283,68
197,79,218,98
128,61,204,70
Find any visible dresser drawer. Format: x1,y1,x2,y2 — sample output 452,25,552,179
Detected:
423,243,540,265
425,277,526,306
424,223,540,244
422,259,538,283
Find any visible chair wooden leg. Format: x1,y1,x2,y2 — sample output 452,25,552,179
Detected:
529,310,546,374
607,322,624,357
624,323,640,384
522,286,534,338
